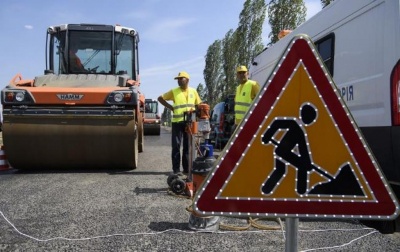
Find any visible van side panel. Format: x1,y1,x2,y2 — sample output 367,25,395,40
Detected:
250,0,400,192
333,1,386,126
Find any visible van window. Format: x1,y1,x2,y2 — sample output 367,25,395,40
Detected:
315,33,335,76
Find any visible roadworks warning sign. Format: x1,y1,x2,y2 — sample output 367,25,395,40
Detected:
193,35,399,219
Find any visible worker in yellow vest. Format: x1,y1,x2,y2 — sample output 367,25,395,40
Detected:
158,71,202,175
234,65,260,127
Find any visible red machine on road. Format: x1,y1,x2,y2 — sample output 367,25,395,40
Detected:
144,98,161,135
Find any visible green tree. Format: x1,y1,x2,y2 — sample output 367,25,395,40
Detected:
267,0,307,44
221,29,239,99
237,0,267,68
196,83,207,102
202,0,267,103
203,40,224,108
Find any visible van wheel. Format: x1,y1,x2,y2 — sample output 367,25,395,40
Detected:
361,220,395,234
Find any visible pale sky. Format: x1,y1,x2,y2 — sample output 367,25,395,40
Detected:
0,0,322,100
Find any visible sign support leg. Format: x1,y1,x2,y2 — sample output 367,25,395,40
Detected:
285,217,298,252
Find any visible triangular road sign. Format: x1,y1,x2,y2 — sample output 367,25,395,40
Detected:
194,35,400,219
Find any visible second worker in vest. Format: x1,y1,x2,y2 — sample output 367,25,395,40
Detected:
234,65,260,128
158,71,202,175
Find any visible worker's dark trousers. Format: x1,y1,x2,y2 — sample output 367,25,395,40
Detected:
171,122,189,173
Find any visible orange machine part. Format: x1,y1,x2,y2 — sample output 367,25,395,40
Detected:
15,86,130,104
191,173,208,216
197,104,210,119
186,121,198,134
9,73,34,87
193,173,207,195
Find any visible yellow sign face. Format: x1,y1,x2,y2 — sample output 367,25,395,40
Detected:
220,63,373,201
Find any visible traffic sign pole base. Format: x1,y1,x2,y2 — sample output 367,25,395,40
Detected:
188,214,219,232
285,218,298,252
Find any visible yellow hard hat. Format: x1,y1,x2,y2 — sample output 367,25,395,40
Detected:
174,71,190,79
236,66,248,73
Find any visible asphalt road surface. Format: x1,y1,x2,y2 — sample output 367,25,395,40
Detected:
0,127,399,251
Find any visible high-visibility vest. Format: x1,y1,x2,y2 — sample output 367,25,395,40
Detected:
234,80,256,122
171,87,197,123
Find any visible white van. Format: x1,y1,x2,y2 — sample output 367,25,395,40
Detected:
250,0,400,231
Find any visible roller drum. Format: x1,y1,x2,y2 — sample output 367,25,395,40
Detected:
2,115,138,170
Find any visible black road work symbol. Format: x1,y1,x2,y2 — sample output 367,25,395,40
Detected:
261,103,364,196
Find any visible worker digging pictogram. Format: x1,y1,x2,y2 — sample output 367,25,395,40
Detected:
261,103,364,196
194,35,399,219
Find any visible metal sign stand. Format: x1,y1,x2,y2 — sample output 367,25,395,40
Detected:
285,218,298,252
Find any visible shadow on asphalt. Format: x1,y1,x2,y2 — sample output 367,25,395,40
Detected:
133,187,168,195
148,221,190,231
299,217,361,225
109,171,171,176
300,217,398,234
